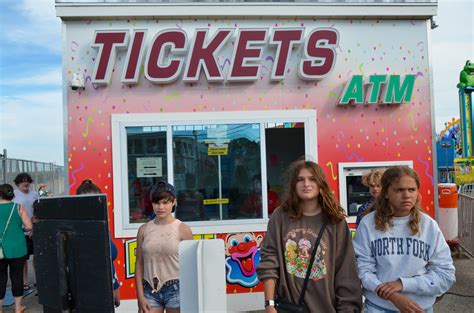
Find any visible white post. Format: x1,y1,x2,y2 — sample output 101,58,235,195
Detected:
179,239,227,313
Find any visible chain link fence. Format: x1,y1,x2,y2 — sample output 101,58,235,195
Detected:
458,184,474,257
0,156,66,196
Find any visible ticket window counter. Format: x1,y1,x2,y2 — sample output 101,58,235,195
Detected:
338,161,413,224
112,110,316,238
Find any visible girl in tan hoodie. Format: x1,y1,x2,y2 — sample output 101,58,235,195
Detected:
257,160,362,313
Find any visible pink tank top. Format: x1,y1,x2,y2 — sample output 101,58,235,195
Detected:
142,219,182,292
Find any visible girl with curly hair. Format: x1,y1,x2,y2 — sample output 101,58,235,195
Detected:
353,166,455,313
257,160,362,312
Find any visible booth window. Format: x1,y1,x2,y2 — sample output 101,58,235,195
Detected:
126,126,167,222
112,110,317,236
173,123,261,221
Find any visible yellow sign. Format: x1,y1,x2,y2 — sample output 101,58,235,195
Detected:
125,239,137,278
454,158,474,185
193,233,216,240
203,198,229,205
124,234,217,278
208,147,228,156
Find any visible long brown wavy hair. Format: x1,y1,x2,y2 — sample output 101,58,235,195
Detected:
281,160,345,224
374,166,422,235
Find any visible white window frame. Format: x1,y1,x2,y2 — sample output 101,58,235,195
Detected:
338,160,413,224
112,109,317,238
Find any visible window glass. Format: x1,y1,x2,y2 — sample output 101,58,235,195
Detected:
172,123,262,221
264,122,305,216
123,120,307,225
126,126,167,223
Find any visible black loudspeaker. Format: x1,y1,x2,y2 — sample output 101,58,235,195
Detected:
33,195,114,313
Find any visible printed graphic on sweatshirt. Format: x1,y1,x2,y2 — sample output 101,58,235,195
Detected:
370,236,431,262
284,228,327,281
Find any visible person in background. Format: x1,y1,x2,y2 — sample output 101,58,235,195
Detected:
135,181,193,313
353,166,455,313
76,179,121,307
0,184,32,313
13,173,46,291
355,169,384,228
266,181,281,216
176,173,204,221
257,160,362,313
241,175,281,218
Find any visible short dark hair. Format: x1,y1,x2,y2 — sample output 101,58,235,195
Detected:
76,179,102,195
150,181,177,212
0,184,15,201
14,173,33,185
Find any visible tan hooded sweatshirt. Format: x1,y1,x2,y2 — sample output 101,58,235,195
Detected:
257,207,362,312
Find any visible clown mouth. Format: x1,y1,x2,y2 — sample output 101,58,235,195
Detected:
231,246,257,276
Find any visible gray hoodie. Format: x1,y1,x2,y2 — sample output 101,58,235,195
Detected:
353,211,455,311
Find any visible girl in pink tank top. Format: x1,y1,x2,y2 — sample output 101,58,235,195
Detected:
135,181,193,313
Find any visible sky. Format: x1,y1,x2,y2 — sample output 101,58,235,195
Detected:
0,0,473,166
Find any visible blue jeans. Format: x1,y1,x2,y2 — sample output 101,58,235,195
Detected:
364,299,433,313
143,280,180,309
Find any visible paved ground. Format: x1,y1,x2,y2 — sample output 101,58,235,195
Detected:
4,256,474,312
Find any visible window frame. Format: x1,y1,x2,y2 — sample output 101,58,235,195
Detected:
338,161,413,224
112,110,317,238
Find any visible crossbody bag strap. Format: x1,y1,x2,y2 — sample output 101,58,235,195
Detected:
0,203,17,245
297,219,328,305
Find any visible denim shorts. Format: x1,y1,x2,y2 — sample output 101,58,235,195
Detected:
143,280,180,309
364,299,433,313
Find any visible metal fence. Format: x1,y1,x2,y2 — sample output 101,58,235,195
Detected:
0,157,66,196
458,184,474,257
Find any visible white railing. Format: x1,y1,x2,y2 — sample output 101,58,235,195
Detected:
458,184,474,257
0,158,65,196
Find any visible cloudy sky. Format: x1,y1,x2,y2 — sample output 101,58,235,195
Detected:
0,0,473,165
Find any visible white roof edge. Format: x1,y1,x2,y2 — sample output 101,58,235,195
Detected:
55,3,437,20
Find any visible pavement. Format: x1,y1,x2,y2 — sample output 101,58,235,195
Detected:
4,256,474,312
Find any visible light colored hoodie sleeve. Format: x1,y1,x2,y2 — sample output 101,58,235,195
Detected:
352,217,383,292
400,222,455,296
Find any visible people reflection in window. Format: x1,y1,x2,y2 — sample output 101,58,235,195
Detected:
241,175,281,218
202,159,218,198
176,174,204,221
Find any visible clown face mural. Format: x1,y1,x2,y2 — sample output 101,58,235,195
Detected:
224,232,263,288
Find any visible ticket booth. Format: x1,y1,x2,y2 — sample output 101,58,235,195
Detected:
55,1,438,311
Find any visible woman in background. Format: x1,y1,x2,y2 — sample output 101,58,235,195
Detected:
0,184,32,313
355,169,384,228
76,179,121,307
13,172,46,290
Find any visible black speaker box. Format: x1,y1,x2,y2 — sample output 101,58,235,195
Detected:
33,195,114,313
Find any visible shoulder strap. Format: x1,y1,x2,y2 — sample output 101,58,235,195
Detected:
297,218,328,305
0,203,17,244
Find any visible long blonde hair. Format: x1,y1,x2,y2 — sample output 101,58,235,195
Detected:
281,160,345,224
374,166,422,235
